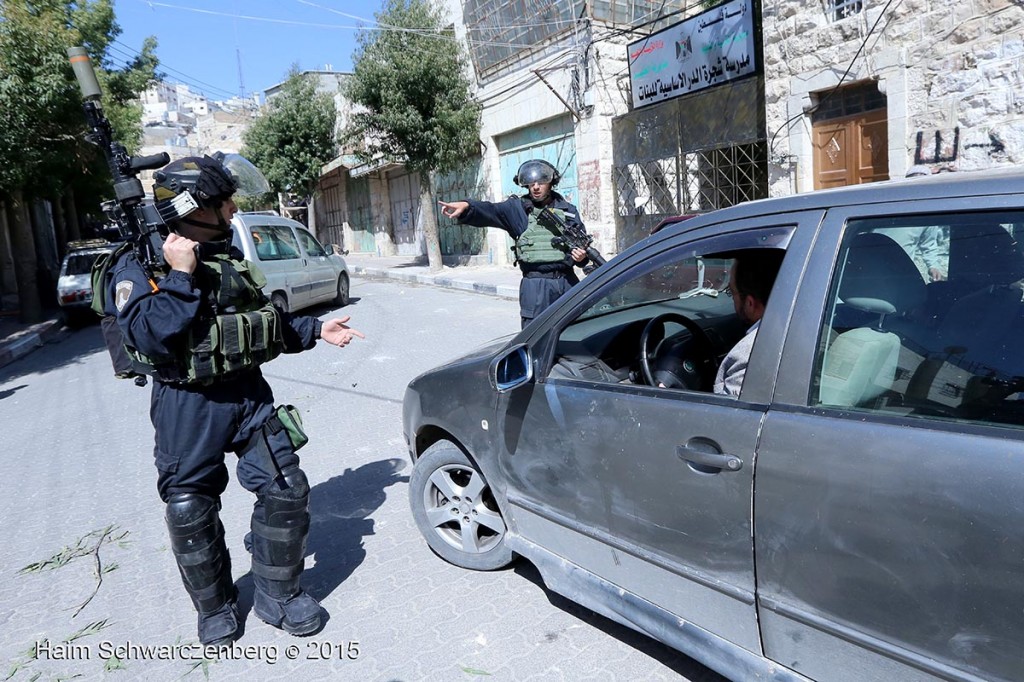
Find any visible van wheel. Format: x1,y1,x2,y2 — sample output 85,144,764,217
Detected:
271,292,288,312
334,273,350,307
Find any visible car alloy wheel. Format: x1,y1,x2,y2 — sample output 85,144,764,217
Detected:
409,442,513,570
334,272,350,306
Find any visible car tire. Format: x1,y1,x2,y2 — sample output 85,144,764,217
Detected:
333,273,350,307
271,292,288,313
409,442,514,571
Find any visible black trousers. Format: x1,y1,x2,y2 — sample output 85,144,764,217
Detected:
519,271,576,328
150,370,299,502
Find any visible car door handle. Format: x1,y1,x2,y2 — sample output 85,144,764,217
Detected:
676,444,743,472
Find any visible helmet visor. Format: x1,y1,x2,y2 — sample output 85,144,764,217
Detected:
517,161,555,187
215,153,271,197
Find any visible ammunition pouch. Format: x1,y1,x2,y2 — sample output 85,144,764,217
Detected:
129,301,284,385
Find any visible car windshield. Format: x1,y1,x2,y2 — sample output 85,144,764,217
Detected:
64,252,104,276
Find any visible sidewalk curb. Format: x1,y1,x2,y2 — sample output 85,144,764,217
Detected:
352,265,518,300
0,318,64,369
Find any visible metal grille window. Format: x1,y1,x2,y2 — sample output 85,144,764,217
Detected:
683,142,767,212
825,0,864,22
811,81,885,123
590,0,689,26
615,142,767,217
464,0,583,79
615,158,679,217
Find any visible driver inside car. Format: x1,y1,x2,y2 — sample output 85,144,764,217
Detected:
656,251,784,395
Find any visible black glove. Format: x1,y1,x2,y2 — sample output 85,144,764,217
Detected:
194,155,237,204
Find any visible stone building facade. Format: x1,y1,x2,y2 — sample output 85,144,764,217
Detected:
314,1,1024,262
764,0,1024,196
314,0,666,264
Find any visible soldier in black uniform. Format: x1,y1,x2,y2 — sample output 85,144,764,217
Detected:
439,159,590,328
103,154,364,646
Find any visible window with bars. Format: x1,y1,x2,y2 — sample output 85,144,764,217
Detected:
463,0,583,78
825,0,864,22
811,81,885,123
614,142,767,217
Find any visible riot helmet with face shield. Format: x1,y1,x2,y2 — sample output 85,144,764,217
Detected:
514,159,561,188
153,153,270,235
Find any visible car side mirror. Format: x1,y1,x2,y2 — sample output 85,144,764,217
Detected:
490,344,533,392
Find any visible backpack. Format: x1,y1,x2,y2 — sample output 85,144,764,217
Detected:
90,242,143,380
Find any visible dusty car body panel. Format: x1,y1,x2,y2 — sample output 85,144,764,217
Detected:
405,168,1024,681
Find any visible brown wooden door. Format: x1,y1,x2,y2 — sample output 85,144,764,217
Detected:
813,108,889,189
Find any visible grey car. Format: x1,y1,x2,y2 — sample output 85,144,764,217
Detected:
404,168,1024,682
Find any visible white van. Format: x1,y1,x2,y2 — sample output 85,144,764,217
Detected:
230,213,350,313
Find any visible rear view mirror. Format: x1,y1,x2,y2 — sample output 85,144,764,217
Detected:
491,345,533,392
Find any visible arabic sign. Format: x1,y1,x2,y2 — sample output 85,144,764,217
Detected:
627,0,757,109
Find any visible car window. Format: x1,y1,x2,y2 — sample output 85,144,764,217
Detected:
549,229,791,397
295,228,328,257
811,210,1024,429
250,224,300,261
63,251,106,276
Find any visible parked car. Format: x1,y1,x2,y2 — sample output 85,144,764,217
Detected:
230,212,350,313
56,239,119,324
404,168,1024,682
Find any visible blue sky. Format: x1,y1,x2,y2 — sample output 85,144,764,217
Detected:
112,0,386,101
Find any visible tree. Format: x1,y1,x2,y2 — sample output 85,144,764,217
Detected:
0,0,157,322
344,0,482,272
241,68,337,205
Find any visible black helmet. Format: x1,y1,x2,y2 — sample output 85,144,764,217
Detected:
514,159,561,188
153,152,269,223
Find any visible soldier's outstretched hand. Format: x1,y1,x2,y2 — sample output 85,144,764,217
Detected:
438,200,469,219
320,316,365,348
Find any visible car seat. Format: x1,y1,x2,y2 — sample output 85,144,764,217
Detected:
819,233,927,407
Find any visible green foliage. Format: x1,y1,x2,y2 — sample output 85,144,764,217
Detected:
343,0,481,176
0,1,159,199
241,69,337,198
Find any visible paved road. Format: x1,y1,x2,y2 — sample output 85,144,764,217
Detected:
0,276,725,681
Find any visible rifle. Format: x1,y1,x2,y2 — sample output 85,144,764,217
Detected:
537,206,607,274
67,46,170,270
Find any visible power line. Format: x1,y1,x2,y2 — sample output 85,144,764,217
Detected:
137,0,548,50
110,39,241,100
295,0,579,33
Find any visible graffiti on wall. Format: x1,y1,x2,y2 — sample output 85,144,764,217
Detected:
577,160,602,223
914,127,1006,165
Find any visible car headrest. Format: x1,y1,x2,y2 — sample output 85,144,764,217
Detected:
839,232,927,315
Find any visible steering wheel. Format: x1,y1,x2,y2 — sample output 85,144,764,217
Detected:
639,313,718,391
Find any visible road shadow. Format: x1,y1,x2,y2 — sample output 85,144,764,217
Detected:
302,457,409,599
512,561,729,681
234,458,409,624
305,297,363,318
0,321,108,385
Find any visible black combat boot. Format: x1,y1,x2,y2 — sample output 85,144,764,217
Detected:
166,494,240,646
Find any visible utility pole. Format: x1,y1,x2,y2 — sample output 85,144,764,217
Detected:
236,47,246,101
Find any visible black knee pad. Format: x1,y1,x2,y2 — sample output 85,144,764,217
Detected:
166,493,233,613
264,467,310,502
251,467,310,586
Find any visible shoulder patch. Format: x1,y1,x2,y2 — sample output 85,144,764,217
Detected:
114,280,134,312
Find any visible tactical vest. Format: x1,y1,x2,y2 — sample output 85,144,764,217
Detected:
115,254,284,385
513,207,570,264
